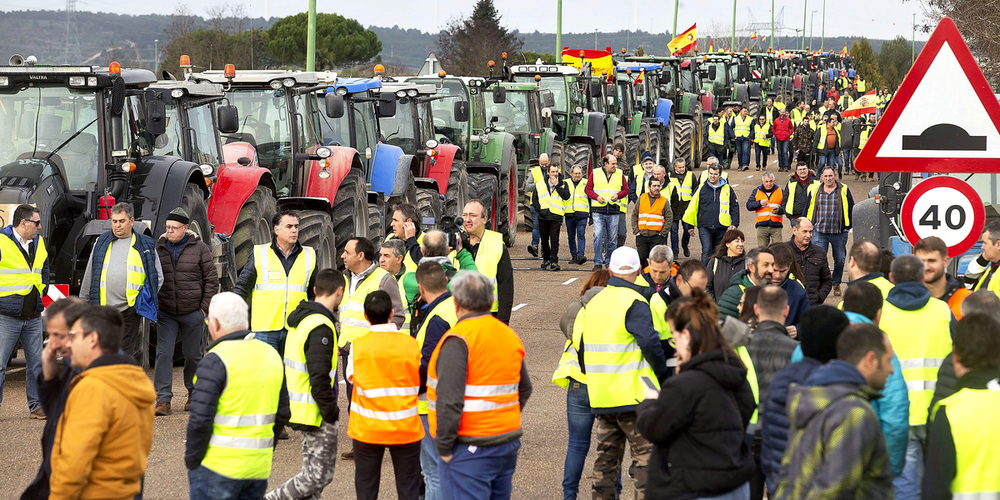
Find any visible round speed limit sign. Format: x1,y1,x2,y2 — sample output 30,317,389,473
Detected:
900,176,985,257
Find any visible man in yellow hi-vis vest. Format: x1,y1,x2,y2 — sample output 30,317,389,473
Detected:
973,220,1000,299
586,154,630,271
461,200,515,323
268,269,345,500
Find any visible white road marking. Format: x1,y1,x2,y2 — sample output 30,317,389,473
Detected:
512,303,528,312
562,278,578,285
731,184,740,187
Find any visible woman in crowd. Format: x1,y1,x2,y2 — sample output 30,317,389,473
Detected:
707,229,747,300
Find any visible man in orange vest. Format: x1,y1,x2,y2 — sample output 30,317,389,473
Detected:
914,236,970,320
428,271,532,500
631,176,672,269
347,290,423,500
746,172,784,247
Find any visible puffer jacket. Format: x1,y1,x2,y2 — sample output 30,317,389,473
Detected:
774,360,893,499
706,254,745,300
50,354,155,500
746,320,798,407
789,238,833,305
637,349,756,499
717,269,756,319
760,357,824,490
156,231,218,315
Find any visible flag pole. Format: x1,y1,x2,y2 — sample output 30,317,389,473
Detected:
731,0,737,52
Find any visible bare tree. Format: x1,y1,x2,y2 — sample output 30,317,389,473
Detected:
921,0,1000,87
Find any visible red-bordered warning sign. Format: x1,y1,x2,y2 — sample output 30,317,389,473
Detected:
43,284,69,308
855,17,1000,172
900,176,985,257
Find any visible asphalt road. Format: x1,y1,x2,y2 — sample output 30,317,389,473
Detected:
0,157,871,499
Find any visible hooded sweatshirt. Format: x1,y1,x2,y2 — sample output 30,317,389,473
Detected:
775,360,893,500
50,354,155,500
285,300,340,430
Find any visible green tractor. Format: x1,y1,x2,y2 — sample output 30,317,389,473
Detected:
615,61,670,166
607,67,646,167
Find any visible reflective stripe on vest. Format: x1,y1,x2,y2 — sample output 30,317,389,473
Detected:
564,178,590,214
592,169,627,211
416,296,458,414
754,123,771,147
400,233,425,274
682,182,732,228
473,231,504,313
881,298,953,425
669,171,695,202
553,303,588,387
251,244,315,331
708,123,725,145
427,314,525,438
582,285,659,408
536,180,565,217
637,194,667,232
806,184,850,229
754,187,783,224
933,385,1000,498
736,346,760,425
790,108,805,126
0,233,46,298
99,233,145,307
734,115,753,137
338,266,390,346
201,337,283,479
975,265,1000,298
859,128,871,150
348,330,424,445
283,311,337,427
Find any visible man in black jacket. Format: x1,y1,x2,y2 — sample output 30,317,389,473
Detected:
789,217,833,305
267,269,344,500
154,207,219,416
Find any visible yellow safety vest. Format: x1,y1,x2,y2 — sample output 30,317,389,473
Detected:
525,165,544,203
649,292,672,341
98,234,145,307
683,182,733,227
592,169,627,211
283,311,337,427
338,266,390,346
582,285,659,408
708,123,726,145
783,177,820,217
698,169,730,187
806,184,851,230
754,123,771,147
535,179,565,217
473,230,504,313
881,297,953,425
553,301,587,388
669,171,695,202
790,108,806,126
867,276,895,300
201,336,283,479
974,264,1000,299
564,178,590,214
856,79,867,93
815,127,841,151
859,128,871,150
932,386,1000,497
401,233,424,274
838,95,854,109
734,115,753,138
251,244,316,332
762,107,776,125
397,273,411,335
0,233,46,299
736,346,760,425
415,295,458,414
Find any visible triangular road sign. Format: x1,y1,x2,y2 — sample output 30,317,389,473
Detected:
855,17,1000,172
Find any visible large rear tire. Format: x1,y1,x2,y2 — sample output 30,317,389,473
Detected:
564,141,594,177
368,204,385,247
332,169,368,267
468,172,499,231
673,118,694,166
639,122,651,155
444,160,469,220
497,154,517,247
550,141,564,173
649,127,661,165
416,188,443,229
229,186,277,287
179,183,211,242
614,125,626,159
747,99,761,119
625,135,640,168
298,209,337,270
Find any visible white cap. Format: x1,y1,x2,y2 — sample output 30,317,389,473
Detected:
609,247,641,275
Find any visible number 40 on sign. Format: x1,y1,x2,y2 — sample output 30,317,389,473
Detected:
900,176,985,257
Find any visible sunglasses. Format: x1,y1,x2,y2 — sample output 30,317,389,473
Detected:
25,219,40,227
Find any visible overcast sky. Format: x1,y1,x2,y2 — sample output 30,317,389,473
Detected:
6,0,930,40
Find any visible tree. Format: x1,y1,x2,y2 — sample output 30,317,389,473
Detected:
161,28,271,76
850,38,885,91
518,51,556,64
878,36,913,90
437,0,524,76
923,0,1000,88
267,13,381,69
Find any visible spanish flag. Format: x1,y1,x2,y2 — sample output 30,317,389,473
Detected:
668,23,697,55
751,31,758,39
709,39,714,53
840,44,849,56
561,48,614,77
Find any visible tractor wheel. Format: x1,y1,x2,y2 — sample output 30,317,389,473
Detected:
625,136,640,168
639,122,651,155
416,187,443,230
298,209,337,270
747,99,761,119
368,204,385,247
550,142,564,173
690,114,703,167
564,141,594,177
700,116,711,162
230,186,277,285
614,125,626,159
444,160,469,219
179,183,211,242
673,118,694,166
386,171,417,223
649,127,661,165
497,154,517,247
661,115,676,163
468,172,499,230
852,198,879,246
331,168,368,266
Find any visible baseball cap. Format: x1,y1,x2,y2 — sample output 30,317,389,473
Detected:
609,247,641,274
640,151,654,164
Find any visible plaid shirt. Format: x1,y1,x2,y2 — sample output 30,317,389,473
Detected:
814,187,842,234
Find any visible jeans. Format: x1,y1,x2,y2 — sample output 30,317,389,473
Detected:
776,140,791,170
354,439,422,500
254,329,286,354
592,212,620,266
0,315,42,411
698,226,729,264
736,137,752,167
188,465,266,500
539,219,561,263
695,482,750,500
120,307,146,369
812,231,848,286
670,220,692,255
635,234,666,270
817,150,839,171
842,148,856,173
755,144,769,169
565,214,588,259
421,415,442,500
617,211,628,248
154,310,204,404
530,206,540,247
439,440,521,500
892,426,926,500
563,381,595,500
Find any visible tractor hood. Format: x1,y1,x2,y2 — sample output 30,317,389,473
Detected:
0,155,62,199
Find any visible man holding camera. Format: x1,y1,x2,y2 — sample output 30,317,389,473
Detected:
460,200,514,324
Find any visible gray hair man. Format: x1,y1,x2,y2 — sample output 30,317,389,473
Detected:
748,171,784,248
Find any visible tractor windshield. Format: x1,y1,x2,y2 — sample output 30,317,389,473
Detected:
227,88,293,174
380,96,418,151
0,86,100,191
426,80,469,147
515,75,568,113
315,98,351,147
487,91,532,134
153,101,221,166
416,99,435,146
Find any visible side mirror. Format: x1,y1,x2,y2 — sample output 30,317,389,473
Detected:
589,81,603,97
146,99,167,137
325,93,345,118
661,72,671,83
737,64,749,81
541,90,556,108
492,86,506,104
216,105,239,134
376,95,396,118
708,65,718,81
453,100,470,123
635,85,644,97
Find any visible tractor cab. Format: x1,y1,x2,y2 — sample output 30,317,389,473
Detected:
374,81,437,156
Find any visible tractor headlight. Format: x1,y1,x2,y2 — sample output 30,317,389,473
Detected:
87,77,97,86
336,87,348,96
396,90,407,98
316,147,332,159
575,106,584,114
171,89,184,98
282,78,295,87
269,80,282,90
406,89,418,97
199,164,214,176
69,76,86,86
0,77,8,87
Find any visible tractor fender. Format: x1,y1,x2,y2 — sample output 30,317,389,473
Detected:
414,177,441,193
701,92,715,115
425,144,460,197
304,146,364,206
207,166,275,235
655,98,673,127
276,197,335,217
587,112,606,147
370,143,407,197
541,129,556,158
749,83,762,100
221,142,259,173
130,156,207,236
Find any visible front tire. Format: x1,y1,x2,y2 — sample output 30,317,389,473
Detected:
298,209,337,270
331,169,368,266
468,172,500,231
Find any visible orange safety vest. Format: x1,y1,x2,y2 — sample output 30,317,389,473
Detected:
637,193,668,232
754,187,783,225
948,287,972,320
347,329,425,445
427,314,525,439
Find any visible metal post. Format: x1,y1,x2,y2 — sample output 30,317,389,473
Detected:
810,11,815,50
673,0,679,38
306,0,316,70
153,39,158,73
556,0,562,63
732,0,737,50
912,13,916,64
802,0,807,50
771,0,774,49
595,29,598,50
821,0,826,52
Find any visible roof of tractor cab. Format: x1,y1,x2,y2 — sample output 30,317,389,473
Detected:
148,79,225,97
494,82,539,91
509,64,580,76
0,65,157,86
616,63,662,73
406,75,490,89
193,70,337,86
328,77,381,94
376,81,438,96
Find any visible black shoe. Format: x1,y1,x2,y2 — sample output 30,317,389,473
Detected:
577,255,588,265
527,245,538,257
593,264,602,271
550,263,561,271
683,247,691,258
540,260,550,269
278,428,289,440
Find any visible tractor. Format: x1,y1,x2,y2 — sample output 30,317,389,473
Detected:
614,61,671,166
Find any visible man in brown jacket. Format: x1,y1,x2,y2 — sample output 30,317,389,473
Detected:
51,306,155,500
153,207,218,415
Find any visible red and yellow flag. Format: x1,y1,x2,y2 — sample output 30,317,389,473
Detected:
751,31,758,39
668,23,697,55
709,39,714,53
